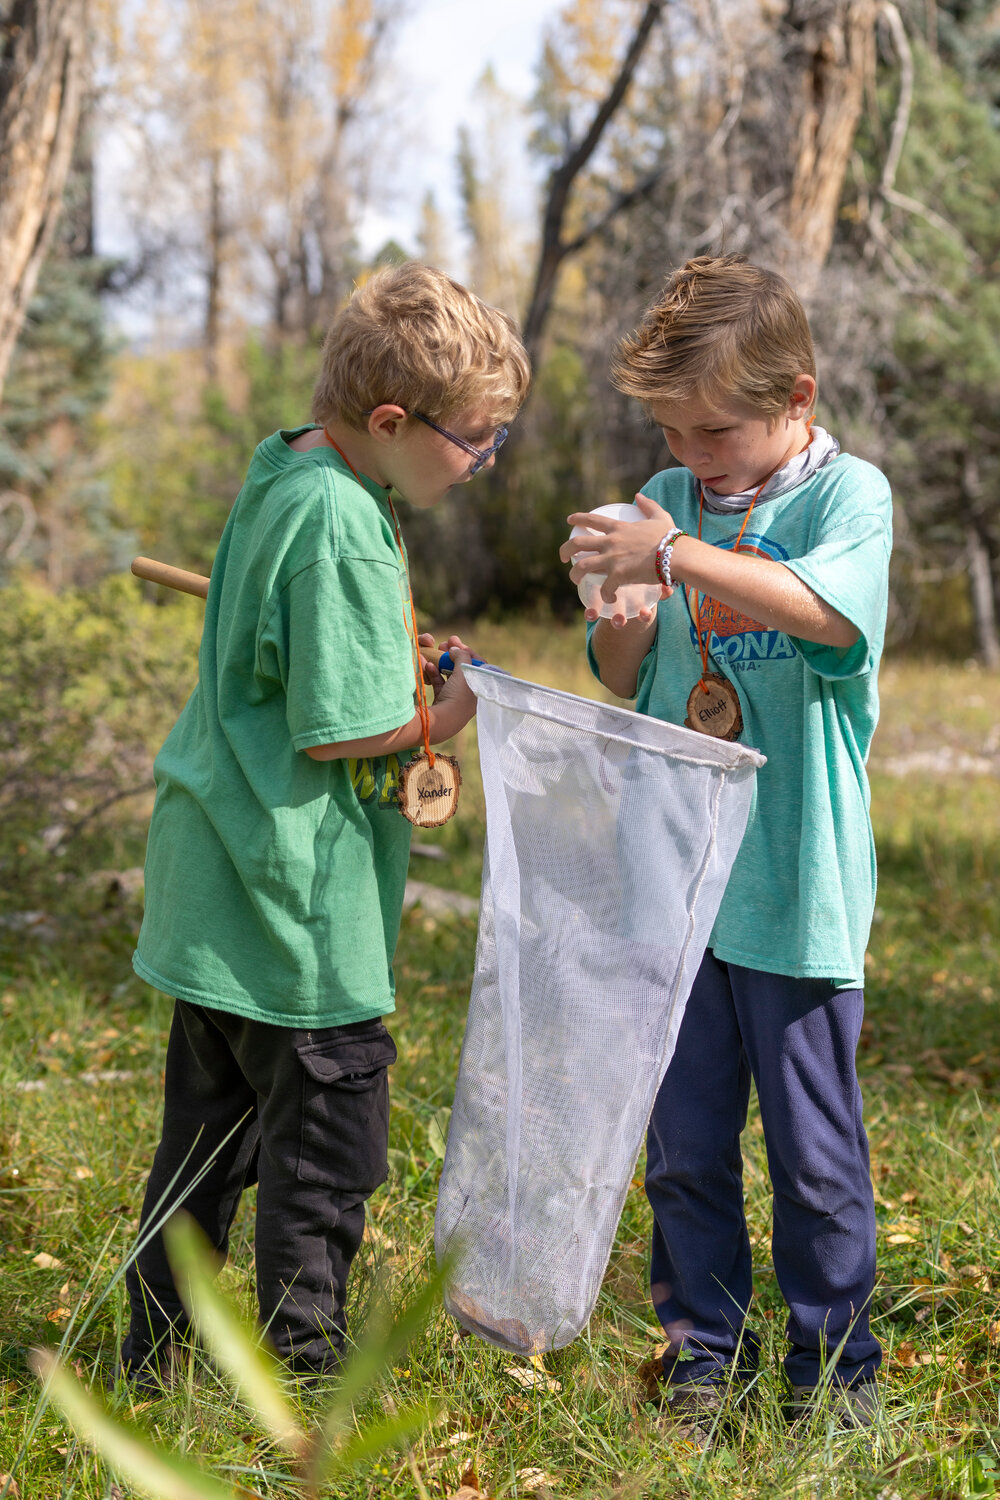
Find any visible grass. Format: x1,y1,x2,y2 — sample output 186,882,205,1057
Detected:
0,626,998,1497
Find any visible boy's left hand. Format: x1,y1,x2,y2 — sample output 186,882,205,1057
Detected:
419,632,486,691
418,633,444,692
560,492,674,599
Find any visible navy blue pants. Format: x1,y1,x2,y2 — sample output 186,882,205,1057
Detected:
645,950,880,1389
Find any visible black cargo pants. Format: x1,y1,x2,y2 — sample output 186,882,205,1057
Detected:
122,998,396,1376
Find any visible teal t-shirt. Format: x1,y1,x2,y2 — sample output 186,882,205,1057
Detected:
133,429,418,1026
588,453,892,986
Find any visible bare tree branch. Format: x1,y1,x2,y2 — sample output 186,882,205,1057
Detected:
876,2,913,197
0,489,37,560
522,0,668,364
561,163,669,257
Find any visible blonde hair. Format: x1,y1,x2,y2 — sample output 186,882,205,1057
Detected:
611,255,816,416
312,262,531,429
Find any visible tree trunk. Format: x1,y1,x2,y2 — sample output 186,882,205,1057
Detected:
966,524,1000,669
204,149,224,379
962,453,1000,668
779,0,877,298
0,0,88,403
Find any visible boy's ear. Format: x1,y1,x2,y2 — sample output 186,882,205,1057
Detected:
788,374,817,419
367,404,408,444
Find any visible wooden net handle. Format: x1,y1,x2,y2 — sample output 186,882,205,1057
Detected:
131,556,210,599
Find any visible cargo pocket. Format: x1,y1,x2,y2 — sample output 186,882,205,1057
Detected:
295,1026,397,1189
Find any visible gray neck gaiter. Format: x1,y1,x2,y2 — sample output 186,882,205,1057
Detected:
700,425,840,515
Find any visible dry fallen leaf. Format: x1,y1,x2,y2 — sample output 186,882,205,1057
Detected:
505,1363,561,1393
447,1464,492,1499
425,1433,476,1459
886,1234,916,1245
73,1166,94,1180
516,1467,559,1490
637,1354,666,1402
31,1253,62,1270
45,1307,71,1324
0,1475,20,1498
957,1264,991,1289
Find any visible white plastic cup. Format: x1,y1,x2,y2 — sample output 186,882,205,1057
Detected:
570,502,662,620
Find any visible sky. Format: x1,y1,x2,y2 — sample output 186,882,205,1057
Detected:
94,0,566,337
358,0,562,260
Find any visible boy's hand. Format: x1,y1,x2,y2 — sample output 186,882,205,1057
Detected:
434,635,479,695
435,635,482,702
418,632,444,692
426,635,482,742
583,595,666,628
561,492,675,604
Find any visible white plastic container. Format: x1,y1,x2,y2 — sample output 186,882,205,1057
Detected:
570,502,662,620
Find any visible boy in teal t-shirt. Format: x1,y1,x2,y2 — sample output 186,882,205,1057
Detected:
561,255,891,1434
122,263,530,1383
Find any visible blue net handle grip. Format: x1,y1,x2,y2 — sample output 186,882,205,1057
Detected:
438,650,487,673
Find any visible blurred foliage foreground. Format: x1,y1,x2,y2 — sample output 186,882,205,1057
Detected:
0,583,999,1496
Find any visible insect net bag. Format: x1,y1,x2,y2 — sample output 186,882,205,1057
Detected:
435,667,765,1354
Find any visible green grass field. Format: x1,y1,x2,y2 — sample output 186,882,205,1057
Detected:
1,626,998,1498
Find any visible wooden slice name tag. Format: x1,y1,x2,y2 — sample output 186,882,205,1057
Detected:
684,672,744,741
398,752,462,826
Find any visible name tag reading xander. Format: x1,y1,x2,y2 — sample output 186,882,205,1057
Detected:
398,751,462,826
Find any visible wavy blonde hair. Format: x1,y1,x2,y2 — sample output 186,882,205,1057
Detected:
312,263,531,430
612,255,816,416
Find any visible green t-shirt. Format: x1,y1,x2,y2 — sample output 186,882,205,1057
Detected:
133,429,418,1026
588,453,892,986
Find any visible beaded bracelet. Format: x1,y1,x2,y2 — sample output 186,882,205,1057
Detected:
654,528,687,591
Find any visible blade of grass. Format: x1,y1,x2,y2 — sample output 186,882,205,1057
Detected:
311,1266,446,1455
32,1349,261,1500
304,1400,436,1490
163,1213,307,1458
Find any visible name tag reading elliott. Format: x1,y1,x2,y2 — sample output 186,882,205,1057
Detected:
684,672,744,741
398,751,462,826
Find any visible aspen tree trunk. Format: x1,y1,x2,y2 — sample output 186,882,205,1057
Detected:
205,149,224,379
966,525,1000,669
779,0,877,299
962,455,1000,669
0,0,88,404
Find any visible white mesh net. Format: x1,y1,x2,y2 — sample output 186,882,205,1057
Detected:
434,667,765,1353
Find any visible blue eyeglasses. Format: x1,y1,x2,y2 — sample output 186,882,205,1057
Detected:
411,412,508,475
360,408,509,475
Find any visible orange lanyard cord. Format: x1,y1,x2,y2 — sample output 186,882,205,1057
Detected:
323,428,435,764
688,418,815,690
386,495,435,765
689,480,764,693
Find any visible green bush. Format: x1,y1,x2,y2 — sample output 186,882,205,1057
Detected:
0,573,200,918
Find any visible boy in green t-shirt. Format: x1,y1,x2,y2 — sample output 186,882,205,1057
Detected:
122,263,530,1383
560,255,891,1435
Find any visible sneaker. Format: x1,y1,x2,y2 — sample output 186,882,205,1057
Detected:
788,1379,879,1429
655,1382,726,1451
